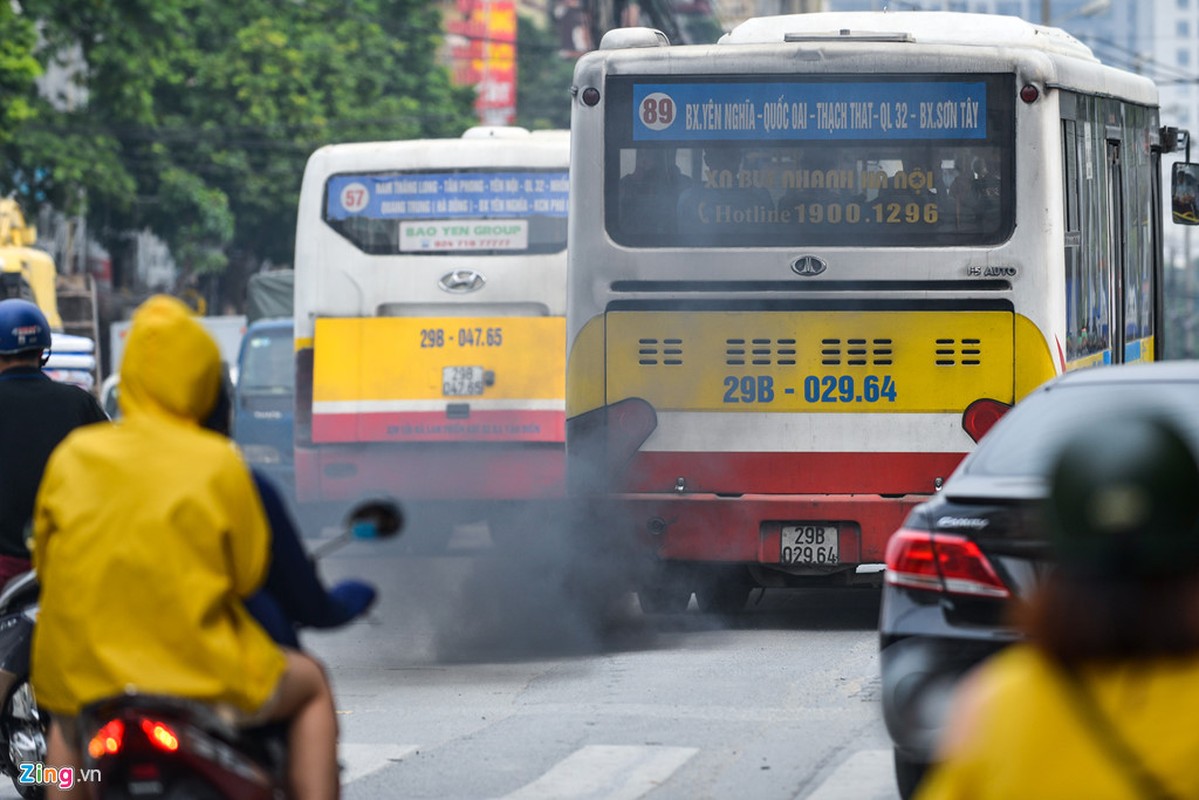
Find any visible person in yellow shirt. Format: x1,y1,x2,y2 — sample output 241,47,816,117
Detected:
32,295,339,800
917,414,1199,800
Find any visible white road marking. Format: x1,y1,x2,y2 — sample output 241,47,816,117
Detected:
500,744,698,800
804,749,898,800
339,742,419,785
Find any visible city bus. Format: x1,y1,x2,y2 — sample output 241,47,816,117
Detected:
294,127,570,541
565,11,1185,612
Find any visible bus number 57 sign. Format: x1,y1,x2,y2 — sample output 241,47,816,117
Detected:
340,182,370,214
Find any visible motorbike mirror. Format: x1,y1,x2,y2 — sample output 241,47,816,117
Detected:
345,498,403,540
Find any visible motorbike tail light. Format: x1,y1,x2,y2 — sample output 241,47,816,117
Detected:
140,719,180,752
885,528,1011,599
961,398,1011,443
130,763,161,781
87,719,125,758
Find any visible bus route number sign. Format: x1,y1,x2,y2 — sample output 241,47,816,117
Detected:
443,366,485,396
780,525,839,565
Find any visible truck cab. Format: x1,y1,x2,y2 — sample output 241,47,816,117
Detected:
233,317,295,489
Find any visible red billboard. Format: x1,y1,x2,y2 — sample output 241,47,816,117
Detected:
447,0,517,125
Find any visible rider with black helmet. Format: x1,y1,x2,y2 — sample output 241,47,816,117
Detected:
916,414,1199,800
0,298,106,587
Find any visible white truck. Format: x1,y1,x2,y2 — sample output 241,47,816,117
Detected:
108,314,248,382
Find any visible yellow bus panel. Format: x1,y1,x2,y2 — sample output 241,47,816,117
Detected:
314,316,565,403
605,310,1013,412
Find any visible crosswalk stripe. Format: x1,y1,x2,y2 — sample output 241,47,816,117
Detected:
339,742,420,785
804,749,897,800
500,745,698,800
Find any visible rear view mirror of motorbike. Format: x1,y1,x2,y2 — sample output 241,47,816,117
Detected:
345,497,403,540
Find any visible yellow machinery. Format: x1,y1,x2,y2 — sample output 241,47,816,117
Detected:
0,198,99,391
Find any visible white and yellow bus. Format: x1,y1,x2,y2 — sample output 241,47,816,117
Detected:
294,127,570,537
566,12,1183,611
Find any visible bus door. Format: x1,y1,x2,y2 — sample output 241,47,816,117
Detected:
1106,136,1126,361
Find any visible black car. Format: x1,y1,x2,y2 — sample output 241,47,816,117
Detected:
878,360,1199,799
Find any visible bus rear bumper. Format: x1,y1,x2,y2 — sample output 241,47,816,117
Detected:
295,442,565,503
609,492,920,568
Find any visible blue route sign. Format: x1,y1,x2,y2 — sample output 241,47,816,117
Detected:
325,171,570,220
632,82,988,142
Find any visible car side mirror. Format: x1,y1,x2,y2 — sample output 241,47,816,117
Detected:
1171,162,1199,225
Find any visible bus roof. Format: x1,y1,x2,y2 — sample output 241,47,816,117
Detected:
722,12,1094,62
301,131,570,177
590,12,1156,106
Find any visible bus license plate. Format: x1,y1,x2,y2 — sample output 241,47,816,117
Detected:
780,525,839,565
442,366,484,396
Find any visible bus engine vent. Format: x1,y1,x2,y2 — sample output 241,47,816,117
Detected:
726,338,798,366
819,338,894,367
639,338,684,366
934,338,983,367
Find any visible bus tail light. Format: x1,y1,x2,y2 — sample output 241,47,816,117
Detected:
885,529,1011,598
961,398,1010,443
567,397,657,493
295,348,314,445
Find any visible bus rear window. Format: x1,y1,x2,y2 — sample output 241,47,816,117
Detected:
323,169,569,255
605,75,1015,248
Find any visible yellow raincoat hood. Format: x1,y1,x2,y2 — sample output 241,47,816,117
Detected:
118,295,222,423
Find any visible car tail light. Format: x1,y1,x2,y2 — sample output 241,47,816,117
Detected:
885,528,1011,598
87,719,125,758
961,398,1011,443
140,719,179,752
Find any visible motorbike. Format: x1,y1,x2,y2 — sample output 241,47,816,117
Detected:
72,497,403,800
0,571,45,799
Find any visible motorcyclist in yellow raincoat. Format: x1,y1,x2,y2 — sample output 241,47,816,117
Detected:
31,295,339,800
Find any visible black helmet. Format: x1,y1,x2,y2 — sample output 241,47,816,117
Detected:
1045,414,1199,578
0,298,51,356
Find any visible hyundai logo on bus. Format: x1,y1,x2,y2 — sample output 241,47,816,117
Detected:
790,256,827,277
438,270,487,293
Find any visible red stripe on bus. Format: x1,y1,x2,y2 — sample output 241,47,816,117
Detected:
295,443,565,502
313,410,565,444
622,451,965,495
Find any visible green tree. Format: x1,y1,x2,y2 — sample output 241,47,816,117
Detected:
516,14,574,131
0,4,41,149
4,0,477,300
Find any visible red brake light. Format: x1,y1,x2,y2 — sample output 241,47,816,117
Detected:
568,397,658,493
607,397,657,459
87,719,125,759
141,719,179,752
961,398,1011,443
885,528,1011,598
130,763,162,781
